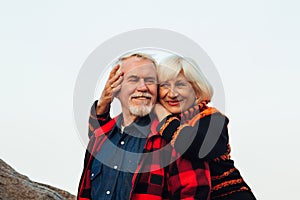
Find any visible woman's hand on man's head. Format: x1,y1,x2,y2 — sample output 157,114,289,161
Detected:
97,65,123,115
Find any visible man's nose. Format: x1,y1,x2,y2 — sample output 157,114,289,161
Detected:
136,79,148,91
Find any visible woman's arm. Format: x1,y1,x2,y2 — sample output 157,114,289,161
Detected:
88,65,123,138
96,64,123,115
88,100,112,138
159,113,229,161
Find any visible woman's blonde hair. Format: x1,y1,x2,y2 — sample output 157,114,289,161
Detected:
157,55,213,102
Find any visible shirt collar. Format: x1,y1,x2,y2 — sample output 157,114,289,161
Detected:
109,113,155,138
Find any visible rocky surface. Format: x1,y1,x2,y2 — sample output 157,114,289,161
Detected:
0,159,76,200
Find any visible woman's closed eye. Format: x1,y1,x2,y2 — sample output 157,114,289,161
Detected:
159,82,170,88
175,81,188,88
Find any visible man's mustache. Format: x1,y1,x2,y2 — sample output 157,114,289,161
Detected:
130,93,152,99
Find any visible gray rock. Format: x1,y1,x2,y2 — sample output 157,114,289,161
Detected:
0,159,76,200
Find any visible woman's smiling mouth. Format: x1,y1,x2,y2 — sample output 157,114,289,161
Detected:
166,100,183,106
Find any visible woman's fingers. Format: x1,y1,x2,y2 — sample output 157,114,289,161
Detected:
108,65,120,79
111,74,123,89
101,65,124,101
96,65,123,115
108,66,123,88
109,74,122,87
111,84,122,95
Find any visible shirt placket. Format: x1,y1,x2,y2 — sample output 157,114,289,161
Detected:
103,131,125,200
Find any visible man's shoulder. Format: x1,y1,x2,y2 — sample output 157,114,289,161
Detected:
93,115,119,137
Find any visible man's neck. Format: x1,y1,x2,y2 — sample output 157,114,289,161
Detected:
122,114,138,127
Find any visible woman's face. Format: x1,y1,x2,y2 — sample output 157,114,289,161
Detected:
159,73,196,114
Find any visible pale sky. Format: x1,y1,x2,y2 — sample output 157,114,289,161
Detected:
1,0,300,199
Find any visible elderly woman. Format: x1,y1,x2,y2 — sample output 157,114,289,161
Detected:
155,55,256,200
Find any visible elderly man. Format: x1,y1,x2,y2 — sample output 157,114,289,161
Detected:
77,53,171,200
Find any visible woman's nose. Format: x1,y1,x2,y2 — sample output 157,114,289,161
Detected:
168,87,178,98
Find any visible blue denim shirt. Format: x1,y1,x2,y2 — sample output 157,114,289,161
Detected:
91,114,151,200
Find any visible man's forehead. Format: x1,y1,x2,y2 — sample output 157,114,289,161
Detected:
124,66,157,78
121,57,154,67
121,61,156,75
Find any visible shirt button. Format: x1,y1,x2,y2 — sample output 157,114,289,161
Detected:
106,190,110,195
120,141,125,145
113,165,118,169
91,173,94,177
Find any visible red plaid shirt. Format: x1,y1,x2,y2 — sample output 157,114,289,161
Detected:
77,101,211,200
160,102,255,200
167,154,211,200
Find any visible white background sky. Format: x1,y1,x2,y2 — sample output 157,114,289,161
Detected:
1,0,300,199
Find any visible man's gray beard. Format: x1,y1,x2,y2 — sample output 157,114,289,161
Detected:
129,104,153,117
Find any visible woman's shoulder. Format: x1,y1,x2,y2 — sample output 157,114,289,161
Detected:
181,102,228,127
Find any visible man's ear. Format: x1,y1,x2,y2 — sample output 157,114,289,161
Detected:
115,91,120,99
156,87,160,103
